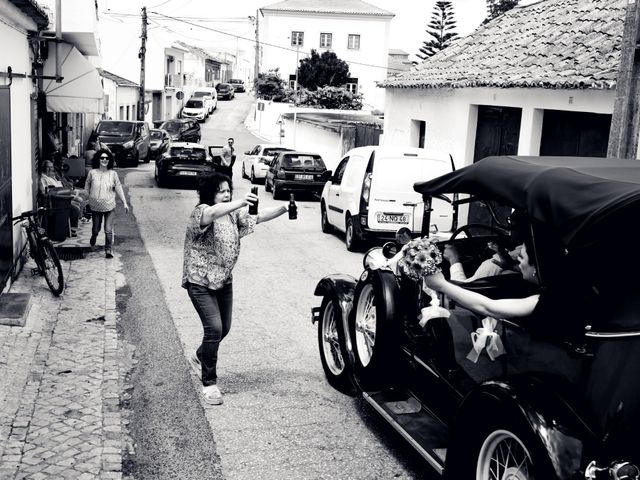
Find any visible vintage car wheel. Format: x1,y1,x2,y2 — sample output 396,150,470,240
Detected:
345,216,361,251
317,297,353,394
241,163,247,178
348,271,398,390
321,203,333,233
476,429,534,479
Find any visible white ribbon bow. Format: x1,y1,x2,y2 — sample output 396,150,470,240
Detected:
466,317,506,363
418,284,451,328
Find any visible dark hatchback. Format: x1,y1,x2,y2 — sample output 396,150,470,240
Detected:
228,79,245,93
160,119,201,143
312,156,640,479
154,142,212,187
264,151,331,199
215,83,235,100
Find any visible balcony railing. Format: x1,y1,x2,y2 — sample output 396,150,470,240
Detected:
165,73,183,88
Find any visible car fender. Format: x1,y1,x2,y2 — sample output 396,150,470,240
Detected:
445,377,597,480
314,274,357,357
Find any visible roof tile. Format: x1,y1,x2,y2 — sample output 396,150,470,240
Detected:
381,0,625,90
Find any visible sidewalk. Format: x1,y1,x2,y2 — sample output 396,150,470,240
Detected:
0,220,129,479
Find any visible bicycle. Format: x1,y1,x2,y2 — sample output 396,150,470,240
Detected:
12,207,65,296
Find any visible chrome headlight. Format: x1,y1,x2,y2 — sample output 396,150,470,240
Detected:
123,140,134,149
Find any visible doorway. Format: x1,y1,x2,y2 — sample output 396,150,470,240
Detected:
540,110,611,157
0,87,13,292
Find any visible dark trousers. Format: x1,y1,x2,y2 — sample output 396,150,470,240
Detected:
187,282,233,386
91,210,114,251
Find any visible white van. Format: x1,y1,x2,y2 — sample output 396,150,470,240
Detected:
191,87,217,113
320,146,454,250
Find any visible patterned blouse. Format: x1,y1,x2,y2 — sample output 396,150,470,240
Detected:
85,169,124,212
182,204,256,290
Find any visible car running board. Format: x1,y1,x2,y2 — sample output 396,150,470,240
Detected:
363,390,447,474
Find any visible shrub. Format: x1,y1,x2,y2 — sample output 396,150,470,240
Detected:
288,86,363,110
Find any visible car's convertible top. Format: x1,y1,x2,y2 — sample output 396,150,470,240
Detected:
415,156,640,250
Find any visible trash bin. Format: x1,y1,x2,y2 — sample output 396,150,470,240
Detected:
46,190,72,241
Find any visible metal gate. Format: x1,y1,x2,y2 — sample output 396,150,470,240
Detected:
354,124,382,148
0,87,13,292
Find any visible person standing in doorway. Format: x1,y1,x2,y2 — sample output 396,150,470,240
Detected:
84,149,129,258
183,172,289,405
219,137,235,177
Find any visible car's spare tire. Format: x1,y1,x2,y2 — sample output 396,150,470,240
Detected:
348,269,400,391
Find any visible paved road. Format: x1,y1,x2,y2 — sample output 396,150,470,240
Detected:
120,93,437,479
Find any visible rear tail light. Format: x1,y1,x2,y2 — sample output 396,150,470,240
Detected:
361,172,372,204
277,169,286,179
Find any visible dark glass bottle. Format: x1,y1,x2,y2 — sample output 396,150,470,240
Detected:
288,193,297,220
249,186,258,215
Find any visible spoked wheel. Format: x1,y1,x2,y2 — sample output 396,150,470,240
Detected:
317,297,353,394
476,429,534,480
348,270,399,390
39,239,64,296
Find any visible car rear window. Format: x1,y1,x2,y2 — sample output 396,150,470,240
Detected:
150,130,163,139
97,122,134,135
161,121,182,133
282,154,325,169
170,147,206,160
185,99,203,108
263,148,291,156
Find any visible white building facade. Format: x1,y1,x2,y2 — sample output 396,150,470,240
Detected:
259,0,393,109
102,71,139,121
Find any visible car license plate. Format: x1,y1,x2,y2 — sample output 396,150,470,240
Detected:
179,171,198,176
376,213,409,224
295,174,313,181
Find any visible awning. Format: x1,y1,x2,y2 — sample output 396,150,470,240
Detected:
42,42,104,114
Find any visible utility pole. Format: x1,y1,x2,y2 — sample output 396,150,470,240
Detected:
254,9,260,85
608,0,640,159
137,6,148,121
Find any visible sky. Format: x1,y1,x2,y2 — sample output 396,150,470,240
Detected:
98,0,498,81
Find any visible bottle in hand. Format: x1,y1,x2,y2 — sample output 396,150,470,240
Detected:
288,193,297,220
249,186,258,215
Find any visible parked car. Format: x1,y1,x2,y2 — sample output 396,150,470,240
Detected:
264,151,331,199
94,120,150,167
321,146,453,251
312,155,640,479
154,142,213,187
228,78,245,93
148,128,170,160
181,98,208,122
191,87,217,113
241,144,294,184
191,87,218,114
159,118,201,144
215,83,235,100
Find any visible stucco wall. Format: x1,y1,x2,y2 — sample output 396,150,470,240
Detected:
103,78,139,120
281,118,343,171
0,11,37,267
382,86,621,168
260,11,390,109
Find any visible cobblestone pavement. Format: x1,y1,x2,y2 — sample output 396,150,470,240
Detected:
0,226,129,479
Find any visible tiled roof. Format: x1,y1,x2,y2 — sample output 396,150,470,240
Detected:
174,41,226,64
380,0,625,90
260,0,394,17
11,0,48,28
102,70,138,88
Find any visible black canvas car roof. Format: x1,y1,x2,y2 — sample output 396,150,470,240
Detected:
415,156,640,250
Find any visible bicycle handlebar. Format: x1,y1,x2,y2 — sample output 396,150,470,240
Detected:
11,207,45,223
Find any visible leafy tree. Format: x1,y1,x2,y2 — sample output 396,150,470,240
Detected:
254,68,286,100
484,0,519,24
417,1,459,60
297,49,350,90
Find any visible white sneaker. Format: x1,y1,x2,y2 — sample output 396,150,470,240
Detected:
188,352,201,380
202,385,223,405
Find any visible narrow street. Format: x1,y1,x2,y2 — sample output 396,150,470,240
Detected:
116,94,437,479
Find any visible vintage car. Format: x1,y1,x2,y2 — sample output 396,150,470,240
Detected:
311,156,640,480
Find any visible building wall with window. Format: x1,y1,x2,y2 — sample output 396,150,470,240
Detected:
259,10,392,109
103,77,139,121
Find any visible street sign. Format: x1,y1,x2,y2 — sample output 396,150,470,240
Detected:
176,91,184,100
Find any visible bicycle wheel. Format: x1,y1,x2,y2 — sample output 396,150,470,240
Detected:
39,239,64,296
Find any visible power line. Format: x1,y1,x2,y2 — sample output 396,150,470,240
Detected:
147,10,405,72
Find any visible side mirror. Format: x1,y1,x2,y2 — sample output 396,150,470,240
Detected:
323,170,333,181
245,151,251,155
